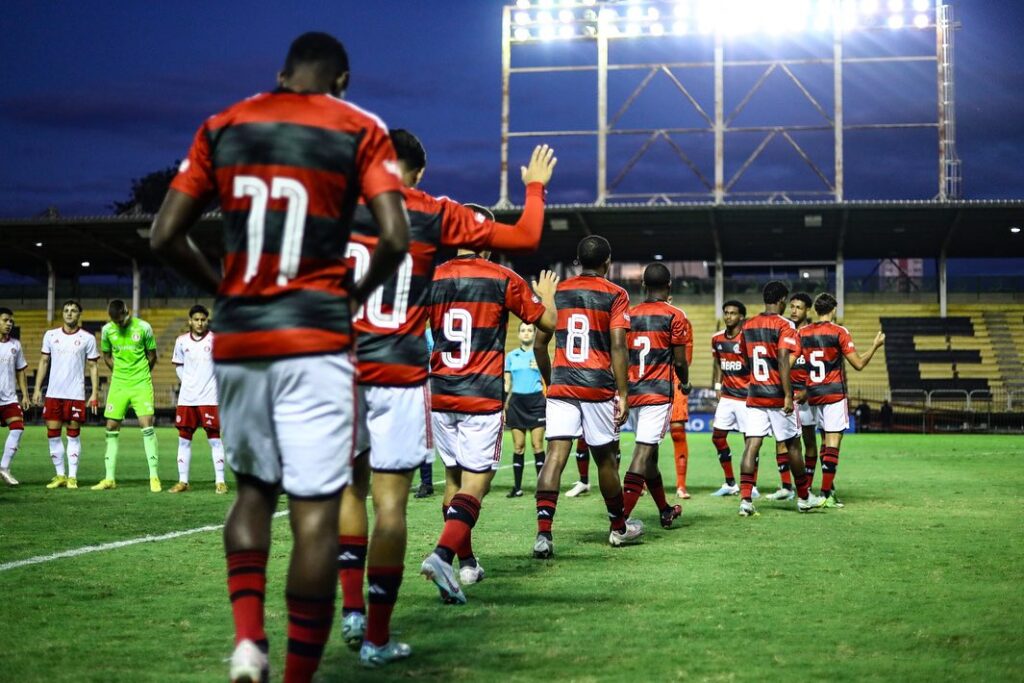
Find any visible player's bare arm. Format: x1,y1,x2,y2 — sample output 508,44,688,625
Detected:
17,367,30,411
485,145,558,253
779,347,794,415
87,358,99,414
533,326,553,386
610,327,630,427
350,190,410,305
102,351,114,371
531,270,560,333
32,354,49,406
672,344,691,395
146,349,157,370
711,352,723,401
150,189,222,294
845,330,886,371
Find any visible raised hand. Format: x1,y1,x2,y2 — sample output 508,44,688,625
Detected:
521,144,557,187
874,331,886,348
532,269,560,300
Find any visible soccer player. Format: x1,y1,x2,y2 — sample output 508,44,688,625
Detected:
565,438,590,497
151,33,410,683
736,282,826,517
169,305,226,494
420,253,558,604
667,296,694,499
0,308,30,486
32,300,100,489
335,132,556,664
504,321,547,498
91,300,160,492
799,293,884,506
531,235,643,558
766,292,816,501
709,300,749,497
621,263,690,528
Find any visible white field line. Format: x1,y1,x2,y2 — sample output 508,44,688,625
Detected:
0,511,290,573
0,463,519,573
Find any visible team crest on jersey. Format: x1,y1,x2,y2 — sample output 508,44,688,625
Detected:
9,348,15,355
733,343,741,353
473,212,485,224
178,159,191,173
623,313,631,322
383,159,401,179
132,333,141,342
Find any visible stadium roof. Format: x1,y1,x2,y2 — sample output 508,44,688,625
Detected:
1,200,1022,273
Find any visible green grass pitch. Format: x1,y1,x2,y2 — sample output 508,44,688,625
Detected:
1,426,1021,682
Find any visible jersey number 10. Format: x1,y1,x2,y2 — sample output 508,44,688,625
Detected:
346,243,413,329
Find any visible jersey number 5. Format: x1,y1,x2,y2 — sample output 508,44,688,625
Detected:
346,243,413,329
234,175,308,286
808,350,827,383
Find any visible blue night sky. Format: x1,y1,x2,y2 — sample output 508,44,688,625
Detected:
1,0,1022,218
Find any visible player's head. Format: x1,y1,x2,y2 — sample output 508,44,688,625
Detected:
641,262,671,298
518,321,536,346
762,280,789,307
390,129,427,188
458,204,494,260
188,304,210,336
279,32,350,97
788,292,812,324
107,299,130,327
577,235,612,273
813,292,838,319
722,299,745,329
0,307,13,336
61,299,83,327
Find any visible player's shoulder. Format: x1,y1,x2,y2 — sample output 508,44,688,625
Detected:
100,321,115,334
328,96,390,132
175,332,192,344
136,319,154,332
403,186,441,213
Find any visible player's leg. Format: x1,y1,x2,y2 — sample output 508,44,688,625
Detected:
66,419,82,487
0,407,26,485
766,439,795,500
204,406,227,492
365,471,413,657
534,437,570,557
818,402,848,506
710,399,741,495
94,380,131,489
509,427,527,496
670,421,689,498
566,438,590,497
582,400,642,546
623,441,656,518
45,414,68,487
802,425,819,489
133,383,160,490
171,413,196,493
739,407,768,516
338,452,370,647
424,466,494,598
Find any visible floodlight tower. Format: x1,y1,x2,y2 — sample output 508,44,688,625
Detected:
498,0,961,206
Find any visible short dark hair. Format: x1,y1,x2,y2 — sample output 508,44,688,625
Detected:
108,299,128,317
463,203,494,222
282,32,349,81
519,321,535,331
723,299,746,317
763,280,789,305
390,129,427,173
61,299,82,313
577,235,611,269
814,292,838,315
0,307,12,317
642,262,671,290
188,304,210,318
790,292,813,308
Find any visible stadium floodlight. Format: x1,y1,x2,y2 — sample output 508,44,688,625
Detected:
559,8,574,22
1011,227,1022,234
598,7,617,22
647,6,661,20
35,242,43,247
536,10,553,23
674,2,689,18
539,24,557,39
537,0,554,7
514,26,531,41
860,0,879,14
650,21,665,35
581,0,597,5
559,24,575,38
913,13,929,27
672,19,688,33
887,13,904,28
81,261,91,268
516,0,530,8
912,0,929,11
887,0,904,11
514,10,531,25
625,22,642,35
627,5,644,21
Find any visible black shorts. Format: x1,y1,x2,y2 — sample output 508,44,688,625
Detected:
506,392,546,431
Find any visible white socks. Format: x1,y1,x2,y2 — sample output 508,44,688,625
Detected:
209,438,226,484
67,435,81,478
1,428,23,470
49,436,66,476
177,436,193,484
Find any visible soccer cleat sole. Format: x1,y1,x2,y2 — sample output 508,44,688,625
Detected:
419,556,467,605
660,505,683,529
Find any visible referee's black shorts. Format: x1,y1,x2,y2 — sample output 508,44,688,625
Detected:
506,391,546,431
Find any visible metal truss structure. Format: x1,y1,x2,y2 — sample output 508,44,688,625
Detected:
498,0,961,207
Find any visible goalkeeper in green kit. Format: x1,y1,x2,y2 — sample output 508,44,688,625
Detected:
92,300,161,491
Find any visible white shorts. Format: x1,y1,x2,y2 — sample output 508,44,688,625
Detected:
356,384,432,472
812,400,849,433
215,353,356,498
745,406,800,441
432,411,503,473
632,403,671,445
798,401,817,427
713,397,749,434
546,398,619,447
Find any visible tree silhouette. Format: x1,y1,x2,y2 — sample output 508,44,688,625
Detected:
111,162,180,215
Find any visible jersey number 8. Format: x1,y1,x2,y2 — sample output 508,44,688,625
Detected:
566,313,590,363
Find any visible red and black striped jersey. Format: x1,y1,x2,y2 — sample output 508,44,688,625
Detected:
548,274,630,402
739,313,801,408
711,329,749,401
429,256,545,414
170,89,403,362
799,322,855,405
790,325,810,394
627,301,691,406
349,187,500,387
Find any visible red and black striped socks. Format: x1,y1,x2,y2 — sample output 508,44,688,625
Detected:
622,471,645,517
603,491,627,533
435,493,481,565
645,473,670,513
536,491,559,538
777,452,794,489
226,550,268,649
820,446,840,497
365,566,403,647
337,534,367,616
284,593,334,683
740,472,757,501
712,429,736,485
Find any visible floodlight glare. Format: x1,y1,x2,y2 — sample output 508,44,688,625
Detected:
539,24,557,39
514,11,531,25
627,6,644,21
860,0,879,14
650,21,665,35
599,8,618,22
913,12,928,27
672,20,689,33
604,23,620,36
536,10,553,23
559,24,575,38
81,261,91,268
887,0,903,12
559,9,574,22
582,0,597,5
648,7,661,20
514,26,532,40
537,0,554,7
516,0,530,8
674,2,689,18
625,22,642,35
912,0,929,11
887,13,905,28
1011,227,1022,234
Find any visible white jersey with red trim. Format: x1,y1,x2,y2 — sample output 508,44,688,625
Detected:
41,328,99,401
0,337,28,404
172,332,218,406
